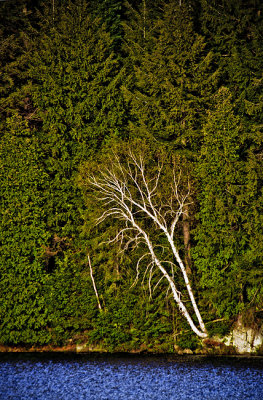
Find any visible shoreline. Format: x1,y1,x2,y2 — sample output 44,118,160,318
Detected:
0,344,262,357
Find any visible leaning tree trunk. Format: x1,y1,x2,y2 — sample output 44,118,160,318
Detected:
85,145,208,338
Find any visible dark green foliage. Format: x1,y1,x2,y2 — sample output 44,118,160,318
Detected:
199,0,263,121
89,0,124,49
0,0,263,349
207,320,232,338
0,119,50,344
43,253,101,345
122,0,218,152
177,331,199,351
31,1,125,150
28,0,127,241
0,0,128,347
193,88,263,320
86,277,175,352
0,4,31,123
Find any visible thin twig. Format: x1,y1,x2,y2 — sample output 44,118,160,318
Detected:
88,254,102,311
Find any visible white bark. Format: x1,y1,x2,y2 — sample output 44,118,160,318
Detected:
88,254,102,311
88,149,207,338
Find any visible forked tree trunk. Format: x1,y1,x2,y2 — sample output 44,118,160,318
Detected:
87,148,208,338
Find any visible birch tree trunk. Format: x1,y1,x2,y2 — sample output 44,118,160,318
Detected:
84,144,207,338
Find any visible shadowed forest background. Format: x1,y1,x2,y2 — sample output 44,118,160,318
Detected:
0,0,263,351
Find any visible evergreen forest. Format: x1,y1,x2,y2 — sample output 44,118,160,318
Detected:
1,0,263,352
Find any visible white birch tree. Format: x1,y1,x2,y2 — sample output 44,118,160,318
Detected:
85,144,208,338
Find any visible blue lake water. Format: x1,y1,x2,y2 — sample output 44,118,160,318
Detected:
0,353,263,400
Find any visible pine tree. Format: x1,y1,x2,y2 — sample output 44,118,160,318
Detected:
0,0,129,346
28,0,126,242
199,0,263,125
0,1,33,126
89,0,124,50
121,1,218,290
193,88,263,321
122,0,218,152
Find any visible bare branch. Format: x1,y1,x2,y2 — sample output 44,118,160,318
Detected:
87,147,207,338
130,252,151,288
88,254,102,311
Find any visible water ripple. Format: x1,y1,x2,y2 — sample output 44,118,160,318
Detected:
0,354,262,400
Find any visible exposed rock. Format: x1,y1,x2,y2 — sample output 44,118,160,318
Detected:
224,316,263,354
182,348,193,355
76,343,107,353
173,344,181,353
76,344,87,353
177,350,184,355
